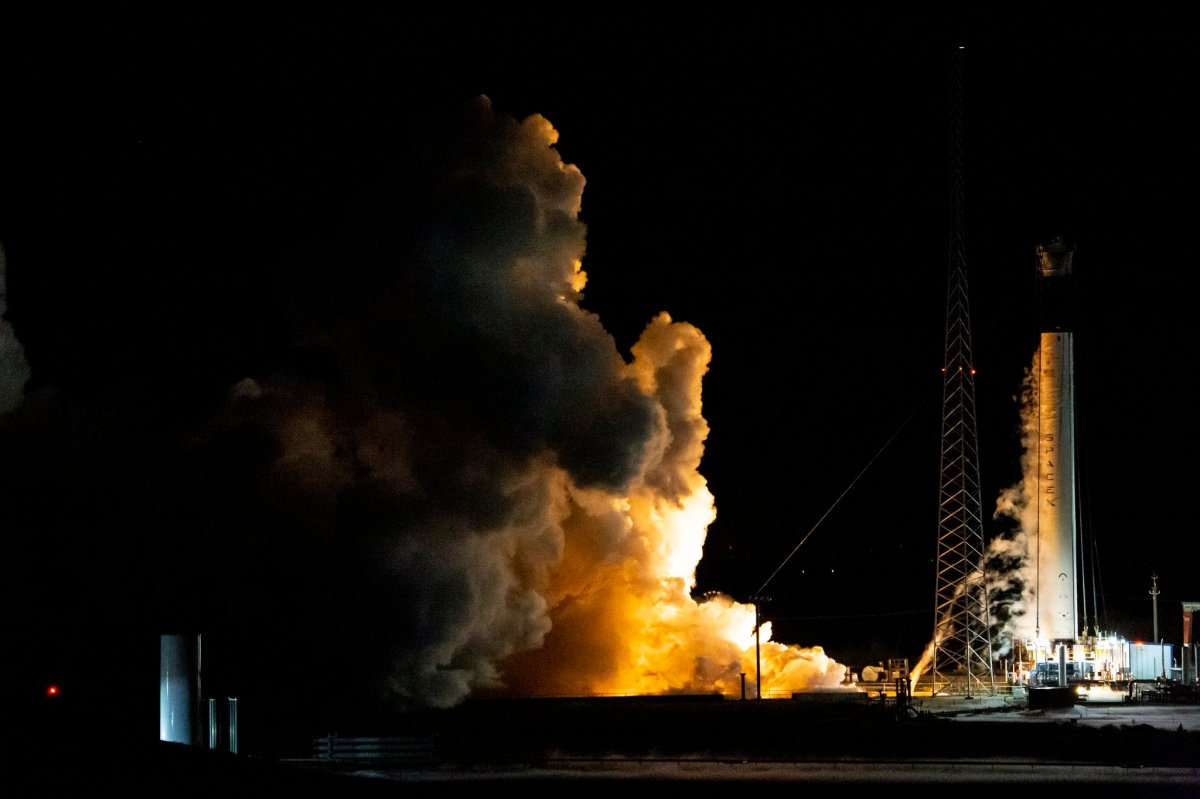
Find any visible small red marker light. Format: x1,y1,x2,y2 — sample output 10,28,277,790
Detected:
47,685,59,697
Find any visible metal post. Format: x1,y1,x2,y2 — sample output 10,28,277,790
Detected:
751,595,770,700
754,600,762,701
1150,574,1160,643
227,697,239,754
194,633,203,747
207,698,218,750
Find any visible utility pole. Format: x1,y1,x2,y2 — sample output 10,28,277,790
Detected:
1150,573,1160,643
751,595,770,700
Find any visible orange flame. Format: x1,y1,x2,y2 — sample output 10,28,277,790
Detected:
499,313,849,698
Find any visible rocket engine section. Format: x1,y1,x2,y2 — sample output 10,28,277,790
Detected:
1035,238,1078,643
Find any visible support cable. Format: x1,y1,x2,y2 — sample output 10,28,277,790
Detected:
755,386,935,598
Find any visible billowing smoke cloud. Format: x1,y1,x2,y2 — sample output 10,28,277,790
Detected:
0,243,31,413
2,96,846,721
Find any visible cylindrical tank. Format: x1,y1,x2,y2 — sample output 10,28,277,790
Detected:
160,633,200,744
861,664,887,682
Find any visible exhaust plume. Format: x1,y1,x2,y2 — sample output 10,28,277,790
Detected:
211,96,850,706
1,97,846,717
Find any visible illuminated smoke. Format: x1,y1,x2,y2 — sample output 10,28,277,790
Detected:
908,566,983,688
0,243,31,413
174,96,847,709
0,97,846,712
0,97,867,740
499,312,847,698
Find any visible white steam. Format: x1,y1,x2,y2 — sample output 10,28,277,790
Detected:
987,354,1040,655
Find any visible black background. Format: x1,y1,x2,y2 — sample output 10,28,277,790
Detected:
1,11,1195,728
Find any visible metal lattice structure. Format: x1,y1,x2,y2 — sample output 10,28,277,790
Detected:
931,48,995,697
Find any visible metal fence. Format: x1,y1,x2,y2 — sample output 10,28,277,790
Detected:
311,734,436,763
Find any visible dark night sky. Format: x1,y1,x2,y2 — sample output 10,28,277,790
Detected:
1,11,1196,724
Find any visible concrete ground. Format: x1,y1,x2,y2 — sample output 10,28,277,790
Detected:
16,691,1200,796
913,691,1200,731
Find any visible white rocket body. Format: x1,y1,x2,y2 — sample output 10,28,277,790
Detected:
1035,241,1078,643
1037,330,1077,641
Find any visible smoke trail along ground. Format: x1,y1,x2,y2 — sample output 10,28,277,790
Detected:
0,97,848,713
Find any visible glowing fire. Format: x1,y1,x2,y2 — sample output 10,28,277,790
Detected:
467,106,850,699
1076,684,1125,703
909,639,937,688
499,311,849,698
192,98,854,708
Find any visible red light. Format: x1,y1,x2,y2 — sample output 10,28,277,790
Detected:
46,685,59,697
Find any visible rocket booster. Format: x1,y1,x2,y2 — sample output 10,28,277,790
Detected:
1035,238,1078,643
